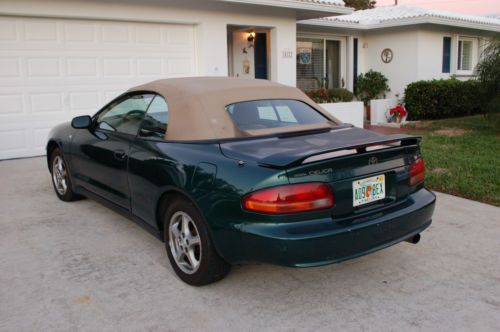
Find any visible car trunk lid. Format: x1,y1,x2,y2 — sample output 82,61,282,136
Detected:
220,127,422,219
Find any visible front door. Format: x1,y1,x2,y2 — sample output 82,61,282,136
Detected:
254,32,268,79
70,93,155,209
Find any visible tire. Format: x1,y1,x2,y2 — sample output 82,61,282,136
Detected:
163,197,230,286
50,148,83,202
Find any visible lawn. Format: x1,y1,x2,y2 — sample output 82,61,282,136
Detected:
407,115,500,206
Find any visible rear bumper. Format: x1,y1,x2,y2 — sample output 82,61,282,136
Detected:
231,188,435,267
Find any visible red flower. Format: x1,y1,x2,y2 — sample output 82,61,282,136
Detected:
389,105,407,118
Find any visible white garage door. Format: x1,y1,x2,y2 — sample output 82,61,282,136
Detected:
0,16,196,159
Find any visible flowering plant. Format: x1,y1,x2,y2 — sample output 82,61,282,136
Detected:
387,104,407,123
305,88,329,103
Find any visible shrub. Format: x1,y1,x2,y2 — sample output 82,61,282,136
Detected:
306,88,354,103
355,70,390,105
404,79,482,120
475,34,500,116
328,88,354,102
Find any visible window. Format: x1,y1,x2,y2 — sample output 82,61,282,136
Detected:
139,96,169,139
296,38,341,91
457,38,474,72
97,94,154,135
226,99,330,131
442,37,451,73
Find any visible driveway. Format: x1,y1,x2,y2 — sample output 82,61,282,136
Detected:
1,157,499,332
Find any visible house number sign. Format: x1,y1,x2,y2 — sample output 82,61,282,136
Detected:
282,48,293,59
381,48,393,63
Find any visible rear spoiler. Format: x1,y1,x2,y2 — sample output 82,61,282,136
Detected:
258,132,421,168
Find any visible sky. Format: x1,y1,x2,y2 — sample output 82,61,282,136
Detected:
374,0,500,15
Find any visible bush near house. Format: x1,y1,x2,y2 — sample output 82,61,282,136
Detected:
355,70,390,106
404,79,482,120
306,88,354,103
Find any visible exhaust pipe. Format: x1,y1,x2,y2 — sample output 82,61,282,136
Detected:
405,234,421,244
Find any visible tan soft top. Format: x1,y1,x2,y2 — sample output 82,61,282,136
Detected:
128,77,340,141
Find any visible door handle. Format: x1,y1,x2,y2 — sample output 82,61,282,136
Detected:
113,149,127,161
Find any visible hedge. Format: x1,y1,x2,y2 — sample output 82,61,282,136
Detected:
404,79,483,120
306,88,354,104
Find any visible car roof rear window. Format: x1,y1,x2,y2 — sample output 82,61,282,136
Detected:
225,99,331,131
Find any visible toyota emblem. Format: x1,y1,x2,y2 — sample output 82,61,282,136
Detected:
368,157,378,165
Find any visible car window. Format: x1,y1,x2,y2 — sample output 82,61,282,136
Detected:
138,96,169,139
97,94,155,135
225,99,329,131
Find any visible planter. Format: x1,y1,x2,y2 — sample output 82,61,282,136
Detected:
370,98,398,125
320,102,364,128
365,105,371,122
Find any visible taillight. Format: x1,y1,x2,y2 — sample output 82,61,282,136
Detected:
409,158,425,186
243,182,334,214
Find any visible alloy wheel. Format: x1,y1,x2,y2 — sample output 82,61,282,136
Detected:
52,155,68,196
168,211,202,274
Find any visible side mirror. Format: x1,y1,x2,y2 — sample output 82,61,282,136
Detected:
71,115,92,129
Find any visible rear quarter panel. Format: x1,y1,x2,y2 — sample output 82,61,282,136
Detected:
127,140,289,260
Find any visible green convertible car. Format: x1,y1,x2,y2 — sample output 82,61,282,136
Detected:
47,77,436,286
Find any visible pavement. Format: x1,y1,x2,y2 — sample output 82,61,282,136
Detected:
1,157,499,332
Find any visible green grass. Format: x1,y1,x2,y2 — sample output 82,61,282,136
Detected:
408,115,500,206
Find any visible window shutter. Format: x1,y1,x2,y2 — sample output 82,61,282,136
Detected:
442,37,451,73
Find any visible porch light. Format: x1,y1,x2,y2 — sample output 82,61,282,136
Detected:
247,32,255,42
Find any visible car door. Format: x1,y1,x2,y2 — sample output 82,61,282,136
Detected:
71,92,155,209
128,95,172,226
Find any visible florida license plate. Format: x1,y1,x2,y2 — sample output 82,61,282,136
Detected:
353,174,386,207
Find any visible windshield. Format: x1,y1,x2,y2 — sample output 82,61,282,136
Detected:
225,99,332,131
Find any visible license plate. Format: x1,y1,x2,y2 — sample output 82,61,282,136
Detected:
353,174,386,207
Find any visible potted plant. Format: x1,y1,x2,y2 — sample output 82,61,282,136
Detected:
356,70,390,121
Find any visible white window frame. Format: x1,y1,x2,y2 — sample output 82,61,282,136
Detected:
456,36,478,76
296,33,347,90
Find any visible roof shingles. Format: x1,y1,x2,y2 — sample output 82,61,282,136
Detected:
316,5,500,29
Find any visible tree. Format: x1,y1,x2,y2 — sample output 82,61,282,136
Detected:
344,0,376,10
475,34,500,116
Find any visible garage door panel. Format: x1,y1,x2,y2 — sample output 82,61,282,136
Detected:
0,129,26,152
24,21,58,42
0,94,23,115
64,22,96,43
0,19,16,40
135,26,162,44
30,93,64,113
0,57,20,77
66,57,99,77
69,91,100,112
0,16,196,159
26,57,62,78
100,23,130,43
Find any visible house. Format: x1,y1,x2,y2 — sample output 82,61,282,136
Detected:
299,5,500,97
1,0,499,159
0,0,353,159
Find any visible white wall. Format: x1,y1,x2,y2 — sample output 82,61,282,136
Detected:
416,29,452,81
357,26,492,97
0,0,298,86
358,29,420,98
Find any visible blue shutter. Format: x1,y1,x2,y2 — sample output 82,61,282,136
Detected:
353,38,358,92
442,37,451,73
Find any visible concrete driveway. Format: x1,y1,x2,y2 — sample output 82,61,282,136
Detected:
1,157,499,332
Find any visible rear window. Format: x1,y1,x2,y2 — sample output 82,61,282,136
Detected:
225,99,331,131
